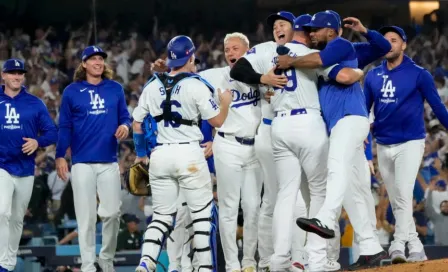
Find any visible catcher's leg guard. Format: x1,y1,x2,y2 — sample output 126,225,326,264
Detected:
139,212,176,271
186,200,218,272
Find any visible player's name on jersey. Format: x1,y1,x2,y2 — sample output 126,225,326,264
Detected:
231,88,261,108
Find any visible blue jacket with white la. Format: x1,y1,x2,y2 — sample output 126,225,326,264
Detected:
318,37,368,133
364,55,448,145
0,86,57,176
56,79,131,163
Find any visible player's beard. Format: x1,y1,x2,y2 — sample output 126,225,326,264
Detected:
311,40,327,51
385,51,401,62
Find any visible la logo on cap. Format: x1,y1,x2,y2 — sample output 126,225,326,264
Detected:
171,51,177,59
312,15,316,21
14,60,19,67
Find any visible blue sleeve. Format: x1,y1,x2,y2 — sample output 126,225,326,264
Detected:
365,132,373,160
36,102,58,147
413,211,427,227
418,70,448,129
117,86,131,128
200,120,213,143
353,30,392,69
56,90,72,159
328,64,344,81
363,71,375,114
319,38,354,67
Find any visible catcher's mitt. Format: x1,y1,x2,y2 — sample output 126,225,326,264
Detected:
124,162,151,196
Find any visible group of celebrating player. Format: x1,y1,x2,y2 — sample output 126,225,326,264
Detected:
0,7,447,272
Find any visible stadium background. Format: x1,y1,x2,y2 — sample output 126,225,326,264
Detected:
1,0,448,271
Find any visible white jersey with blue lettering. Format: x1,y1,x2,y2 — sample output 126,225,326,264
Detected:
133,77,219,144
243,41,278,120
199,67,261,137
270,42,334,113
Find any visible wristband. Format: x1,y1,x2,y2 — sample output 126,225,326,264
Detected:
133,132,147,157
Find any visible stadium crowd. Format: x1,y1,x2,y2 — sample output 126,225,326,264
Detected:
3,8,448,261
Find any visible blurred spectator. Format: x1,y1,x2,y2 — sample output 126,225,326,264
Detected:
425,180,448,245
116,214,142,251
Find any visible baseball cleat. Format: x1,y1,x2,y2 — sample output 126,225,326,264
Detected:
407,250,428,262
323,259,341,271
291,262,305,271
390,250,406,264
296,218,335,239
347,250,388,270
136,261,151,272
243,267,256,272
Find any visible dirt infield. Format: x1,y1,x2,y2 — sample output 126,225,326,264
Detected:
356,259,448,272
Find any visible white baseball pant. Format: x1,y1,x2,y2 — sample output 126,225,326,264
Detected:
255,120,309,269
0,169,34,271
167,194,194,272
351,158,379,263
71,163,122,272
377,139,425,255
315,116,383,256
140,143,215,271
270,111,328,272
213,134,262,271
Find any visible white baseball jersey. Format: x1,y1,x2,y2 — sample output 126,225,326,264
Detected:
199,67,261,137
243,41,278,120
270,42,334,112
133,76,219,144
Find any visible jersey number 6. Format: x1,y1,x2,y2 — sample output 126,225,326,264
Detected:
274,68,298,92
160,100,183,128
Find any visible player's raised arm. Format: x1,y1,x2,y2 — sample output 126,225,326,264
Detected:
345,17,391,69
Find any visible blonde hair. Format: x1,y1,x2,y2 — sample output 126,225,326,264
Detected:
224,32,250,48
73,63,114,82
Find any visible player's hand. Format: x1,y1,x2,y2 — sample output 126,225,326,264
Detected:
363,138,369,149
217,88,233,106
368,160,375,175
22,138,39,155
134,156,149,165
56,158,69,182
277,54,294,69
260,66,288,88
115,125,129,140
201,141,213,158
151,58,169,73
343,17,368,34
265,89,275,103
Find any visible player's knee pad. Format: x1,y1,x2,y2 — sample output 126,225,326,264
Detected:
142,212,177,271
186,200,218,272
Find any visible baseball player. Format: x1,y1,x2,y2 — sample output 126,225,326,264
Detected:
0,59,57,272
230,12,315,271
363,26,448,263
310,11,391,266
199,32,263,272
55,46,131,272
268,14,368,272
132,35,232,272
167,120,214,272
275,11,387,270
150,32,264,272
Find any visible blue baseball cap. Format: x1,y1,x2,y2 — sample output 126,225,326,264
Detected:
166,35,198,69
304,11,339,32
326,10,341,29
379,26,407,42
81,45,108,62
2,59,26,73
266,11,295,29
294,14,312,31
